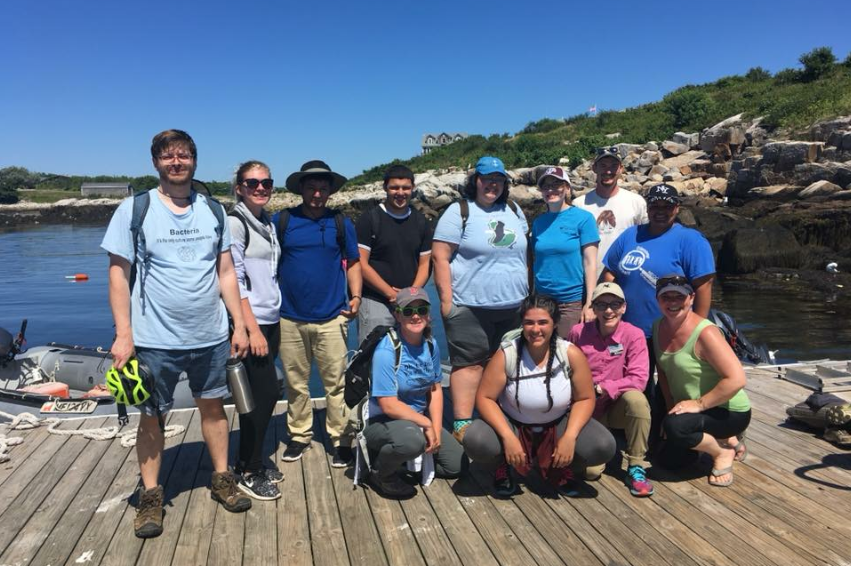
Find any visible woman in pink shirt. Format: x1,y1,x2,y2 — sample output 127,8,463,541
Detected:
568,282,653,497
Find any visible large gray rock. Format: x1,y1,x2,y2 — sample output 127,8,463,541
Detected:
718,225,801,273
662,140,690,156
746,185,801,198
637,150,661,168
799,180,843,199
700,114,747,153
809,116,851,142
660,150,706,169
672,132,700,148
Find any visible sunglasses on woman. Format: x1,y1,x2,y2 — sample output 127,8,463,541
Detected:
395,305,430,317
242,178,274,191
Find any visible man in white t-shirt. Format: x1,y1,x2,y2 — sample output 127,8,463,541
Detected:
574,147,648,278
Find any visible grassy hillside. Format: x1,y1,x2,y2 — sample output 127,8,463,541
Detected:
348,47,851,186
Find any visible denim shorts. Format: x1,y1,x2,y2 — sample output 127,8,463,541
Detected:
135,340,230,415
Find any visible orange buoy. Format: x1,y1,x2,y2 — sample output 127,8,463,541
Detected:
65,273,89,281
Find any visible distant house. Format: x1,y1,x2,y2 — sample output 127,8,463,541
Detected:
422,132,468,155
80,183,132,198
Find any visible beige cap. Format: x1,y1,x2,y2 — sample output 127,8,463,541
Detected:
591,282,625,302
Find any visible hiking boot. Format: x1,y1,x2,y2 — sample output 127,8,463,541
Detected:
556,468,582,498
626,465,654,497
262,466,284,484
331,446,354,468
826,404,851,428
282,440,311,462
211,471,252,512
493,463,516,497
369,472,416,499
238,472,281,501
134,485,164,539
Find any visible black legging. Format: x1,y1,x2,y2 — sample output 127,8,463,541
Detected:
238,322,281,474
657,407,751,470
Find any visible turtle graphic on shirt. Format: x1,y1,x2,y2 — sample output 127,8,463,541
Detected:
486,220,517,248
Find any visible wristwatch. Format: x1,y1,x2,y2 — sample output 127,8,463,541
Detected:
594,384,603,397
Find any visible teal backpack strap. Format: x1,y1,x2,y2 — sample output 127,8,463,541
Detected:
129,191,151,309
459,199,470,235
203,195,226,252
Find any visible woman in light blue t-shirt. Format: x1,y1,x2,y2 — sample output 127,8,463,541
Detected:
432,156,529,444
363,287,466,499
530,166,599,337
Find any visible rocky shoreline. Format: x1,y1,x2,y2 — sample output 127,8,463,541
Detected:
3,115,850,283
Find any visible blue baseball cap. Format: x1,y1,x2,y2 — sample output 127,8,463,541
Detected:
475,156,507,176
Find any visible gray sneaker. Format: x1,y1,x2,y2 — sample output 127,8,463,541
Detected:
262,466,284,484
238,472,281,501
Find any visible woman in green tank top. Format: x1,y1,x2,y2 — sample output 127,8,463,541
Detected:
652,275,751,487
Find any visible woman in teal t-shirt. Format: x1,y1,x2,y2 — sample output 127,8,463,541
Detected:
530,166,599,337
652,274,751,488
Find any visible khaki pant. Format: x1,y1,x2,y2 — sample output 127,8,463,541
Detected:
279,315,352,446
586,390,651,478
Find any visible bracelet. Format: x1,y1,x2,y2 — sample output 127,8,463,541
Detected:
351,295,362,301
697,397,706,411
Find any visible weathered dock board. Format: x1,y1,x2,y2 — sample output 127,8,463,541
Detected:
0,362,849,566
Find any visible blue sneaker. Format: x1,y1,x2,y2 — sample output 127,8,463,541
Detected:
626,465,654,497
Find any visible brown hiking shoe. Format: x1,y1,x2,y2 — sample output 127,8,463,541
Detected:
134,485,164,538
211,471,252,513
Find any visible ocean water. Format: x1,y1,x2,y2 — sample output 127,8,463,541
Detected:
2,224,851,394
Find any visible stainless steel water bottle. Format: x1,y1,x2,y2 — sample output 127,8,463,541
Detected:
226,358,255,414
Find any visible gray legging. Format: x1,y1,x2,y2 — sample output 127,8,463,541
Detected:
463,412,616,469
363,418,467,479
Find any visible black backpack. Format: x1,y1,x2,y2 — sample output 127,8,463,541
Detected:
343,325,435,409
276,207,346,251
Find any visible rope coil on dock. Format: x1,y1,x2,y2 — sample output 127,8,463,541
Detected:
0,410,186,462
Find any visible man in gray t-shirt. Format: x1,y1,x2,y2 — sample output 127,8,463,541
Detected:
101,129,250,539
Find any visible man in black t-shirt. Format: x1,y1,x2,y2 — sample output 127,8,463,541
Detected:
355,164,433,342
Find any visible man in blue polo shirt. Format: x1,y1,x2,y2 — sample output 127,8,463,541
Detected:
274,160,362,467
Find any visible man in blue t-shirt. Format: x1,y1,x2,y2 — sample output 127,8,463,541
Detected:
101,130,251,538
602,183,715,432
274,160,362,467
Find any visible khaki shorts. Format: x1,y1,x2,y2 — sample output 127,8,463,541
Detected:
443,304,519,367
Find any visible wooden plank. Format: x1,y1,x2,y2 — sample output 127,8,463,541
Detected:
508,480,603,566
596,475,732,566
691,464,851,566
135,408,205,565
363,490,426,566
654,469,817,566
587,474,702,566
65,413,164,566
0,416,116,564
301,409,348,566
29,420,134,566
0,417,98,555
276,403,312,566
0,417,53,487
170,407,234,566
465,464,565,566
207,409,247,566
399,482,462,566
439,473,532,565
242,403,282,566
0,417,85,516
99,409,195,566
322,438,388,565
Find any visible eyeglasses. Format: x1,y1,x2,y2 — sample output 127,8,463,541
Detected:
479,176,507,186
592,300,624,311
540,181,568,191
158,153,194,162
396,305,430,317
655,276,689,289
386,184,413,191
242,178,274,191
596,146,619,157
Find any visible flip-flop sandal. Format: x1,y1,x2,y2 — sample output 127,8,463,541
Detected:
709,466,734,487
719,438,748,463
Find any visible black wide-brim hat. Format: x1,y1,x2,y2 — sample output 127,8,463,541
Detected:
285,160,347,194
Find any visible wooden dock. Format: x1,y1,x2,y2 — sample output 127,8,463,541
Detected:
1,363,849,566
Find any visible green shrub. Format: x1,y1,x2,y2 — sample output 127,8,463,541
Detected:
745,67,772,81
0,187,19,204
663,87,716,131
799,46,836,81
774,68,803,84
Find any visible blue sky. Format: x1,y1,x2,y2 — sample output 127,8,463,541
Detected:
2,0,850,182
